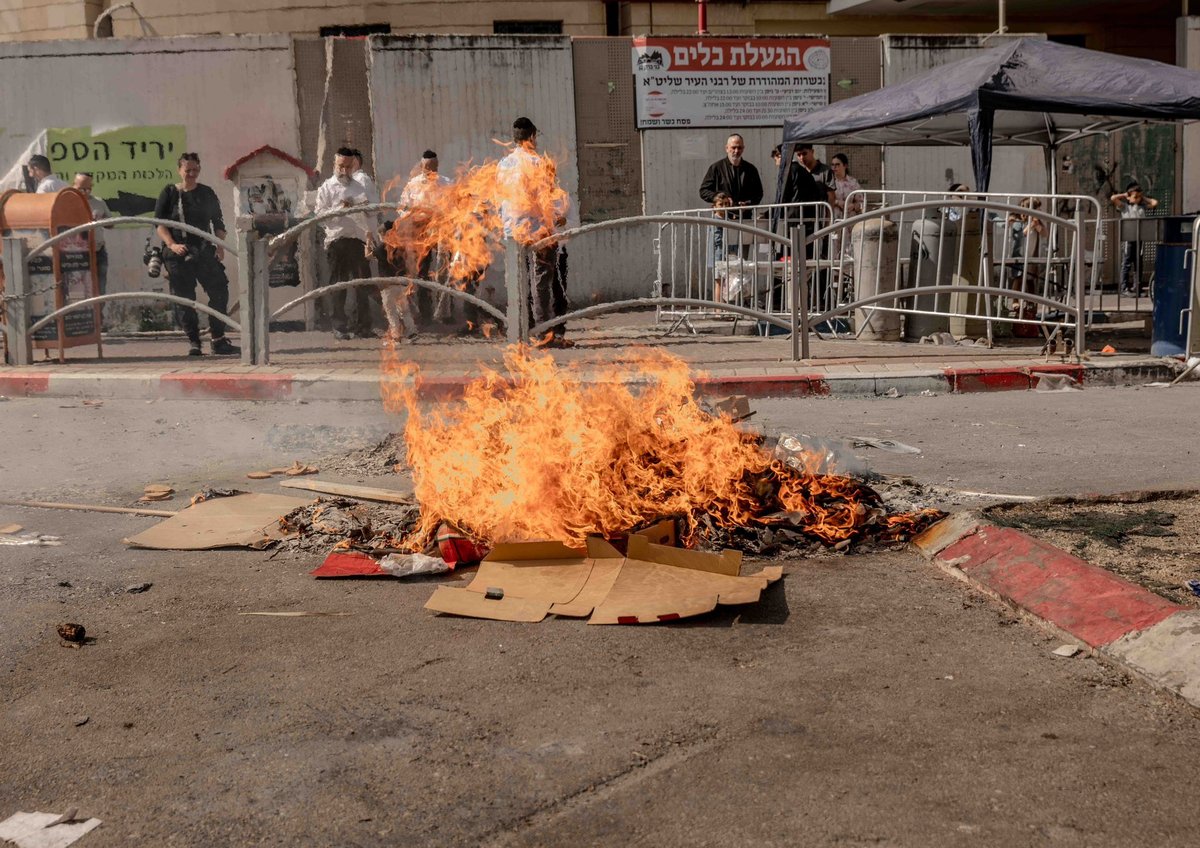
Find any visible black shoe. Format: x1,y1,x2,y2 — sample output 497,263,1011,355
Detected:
211,337,240,356
188,343,203,357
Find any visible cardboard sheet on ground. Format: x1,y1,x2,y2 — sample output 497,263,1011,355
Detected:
0,811,101,848
124,493,313,550
424,534,782,625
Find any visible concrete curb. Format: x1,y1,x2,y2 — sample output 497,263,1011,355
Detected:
0,360,1182,402
913,514,1200,711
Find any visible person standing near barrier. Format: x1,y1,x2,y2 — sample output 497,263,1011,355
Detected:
498,116,571,348
1111,181,1159,296
829,154,862,220
154,152,238,357
796,144,836,206
699,134,763,213
28,155,66,193
73,173,111,303
399,150,452,328
314,147,378,340
771,143,820,241
700,134,762,261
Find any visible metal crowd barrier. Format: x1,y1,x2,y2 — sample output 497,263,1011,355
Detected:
653,201,834,333
832,190,1100,345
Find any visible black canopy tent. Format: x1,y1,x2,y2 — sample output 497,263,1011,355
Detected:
781,38,1200,193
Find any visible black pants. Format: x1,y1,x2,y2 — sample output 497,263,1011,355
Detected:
165,248,230,343
324,237,375,334
527,245,569,338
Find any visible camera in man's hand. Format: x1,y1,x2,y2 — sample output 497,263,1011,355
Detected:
143,239,164,278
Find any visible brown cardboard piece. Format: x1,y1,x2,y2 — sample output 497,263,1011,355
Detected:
124,493,313,550
424,533,782,625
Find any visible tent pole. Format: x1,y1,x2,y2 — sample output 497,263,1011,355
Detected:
1045,142,1058,196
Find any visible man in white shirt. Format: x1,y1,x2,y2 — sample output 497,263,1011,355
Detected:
73,172,111,299
398,150,452,327
28,155,66,193
497,117,571,347
313,147,378,339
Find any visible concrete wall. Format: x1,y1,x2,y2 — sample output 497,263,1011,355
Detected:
0,35,301,319
367,35,592,302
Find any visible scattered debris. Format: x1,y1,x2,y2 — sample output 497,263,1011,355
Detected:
0,498,174,518
283,460,319,476
246,461,319,480
849,436,921,454
124,583,152,594
57,581,71,588
124,493,312,550
239,611,353,618
139,484,175,503
81,399,103,408
56,623,86,644
277,498,419,556
278,478,413,504
381,552,450,577
437,523,490,567
0,523,22,534
188,487,244,506
1032,372,1081,392
1052,644,1082,658
1187,579,1200,598
707,395,753,423
1100,344,1117,355
0,810,102,848
881,386,902,398
1,531,62,547
73,716,89,727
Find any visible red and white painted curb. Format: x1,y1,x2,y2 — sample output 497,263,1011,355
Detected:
914,513,1200,711
0,360,1178,402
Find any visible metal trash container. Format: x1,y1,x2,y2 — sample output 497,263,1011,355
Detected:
902,218,952,340
1149,215,1196,356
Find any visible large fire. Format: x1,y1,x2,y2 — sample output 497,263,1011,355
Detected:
381,345,942,551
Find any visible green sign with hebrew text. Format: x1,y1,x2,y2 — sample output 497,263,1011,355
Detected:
46,125,187,218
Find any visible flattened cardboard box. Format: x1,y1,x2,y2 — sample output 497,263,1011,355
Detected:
425,534,782,625
124,493,314,550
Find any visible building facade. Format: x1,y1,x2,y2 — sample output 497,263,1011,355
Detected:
0,1,1183,65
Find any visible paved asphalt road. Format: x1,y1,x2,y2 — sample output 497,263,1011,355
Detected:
3,385,1200,846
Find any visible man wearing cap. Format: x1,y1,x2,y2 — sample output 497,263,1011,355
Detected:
28,155,66,193
497,117,571,347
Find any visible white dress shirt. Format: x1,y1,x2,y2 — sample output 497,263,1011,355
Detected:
314,173,378,248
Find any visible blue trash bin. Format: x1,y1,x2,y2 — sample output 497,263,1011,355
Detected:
1150,216,1196,357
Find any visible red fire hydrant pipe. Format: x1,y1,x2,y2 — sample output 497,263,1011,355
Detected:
697,0,708,35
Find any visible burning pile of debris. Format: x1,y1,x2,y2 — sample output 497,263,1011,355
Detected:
366,344,943,559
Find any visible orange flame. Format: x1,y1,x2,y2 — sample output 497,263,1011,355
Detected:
381,345,942,550
382,141,569,287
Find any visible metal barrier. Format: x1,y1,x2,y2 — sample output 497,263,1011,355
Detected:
653,201,834,332
531,200,1085,361
0,199,1093,368
834,190,1098,345
2,217,239,366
